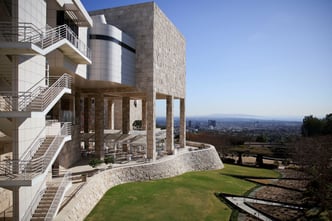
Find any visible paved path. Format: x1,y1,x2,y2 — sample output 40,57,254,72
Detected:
225,196,303,221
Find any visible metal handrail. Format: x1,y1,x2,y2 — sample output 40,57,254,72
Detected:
0,123,71,179
29,74,72,111
26,122,71,174
20,128,46,163
0,74,72,112
0,22,90,58
45,171,72,220
0,22,42,42
21,188,46,221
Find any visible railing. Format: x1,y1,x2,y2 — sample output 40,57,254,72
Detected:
45,171,72,221
29,74,72,112
26,122,71,174
21,188,46,221
20,127,46,163
0,22,42,42
0,22,90,59
20,119,60,164
0,74,72,112
0,122,71,179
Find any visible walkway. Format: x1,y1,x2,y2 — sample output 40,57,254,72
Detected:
224,195,303,221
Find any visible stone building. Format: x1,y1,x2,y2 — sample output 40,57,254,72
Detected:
0,0,185,220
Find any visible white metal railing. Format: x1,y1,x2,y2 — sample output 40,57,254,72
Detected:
0,122,71,179
0,22,42,42
0,74,72,112
0,22,90,59
29,74,72,111
20,127,46,163
20,119,60,163
45,171,72,220
21,188,46,221
26,122,71,174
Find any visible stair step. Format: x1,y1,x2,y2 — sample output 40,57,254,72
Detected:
37,205,50,209
35,209,49,213
31,218,45,221
39,201,52,204
32,213,46,218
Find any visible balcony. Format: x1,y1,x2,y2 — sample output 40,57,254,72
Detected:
0,22,91,64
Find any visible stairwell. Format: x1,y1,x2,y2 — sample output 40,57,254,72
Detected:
27,137,55,174
31,185,58,221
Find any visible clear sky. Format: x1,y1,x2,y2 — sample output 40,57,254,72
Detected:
81,0,332,120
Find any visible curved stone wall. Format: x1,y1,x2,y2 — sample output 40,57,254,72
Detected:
55,145,223,221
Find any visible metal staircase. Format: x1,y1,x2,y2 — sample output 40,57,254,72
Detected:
0,122,71,184
0,73,72,113
31,186,58,221
23,172,72,221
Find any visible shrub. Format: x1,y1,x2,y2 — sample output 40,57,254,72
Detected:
104,156,114,164
89,158,104,168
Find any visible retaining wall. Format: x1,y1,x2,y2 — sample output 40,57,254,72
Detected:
55,145,223,221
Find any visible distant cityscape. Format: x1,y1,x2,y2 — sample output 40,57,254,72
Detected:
157,116,302,142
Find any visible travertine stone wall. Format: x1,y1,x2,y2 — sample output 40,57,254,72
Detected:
153,4,185,98
55,145,223,221
0,188,12,213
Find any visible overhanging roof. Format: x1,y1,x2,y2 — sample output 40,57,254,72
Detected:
60,0,93,27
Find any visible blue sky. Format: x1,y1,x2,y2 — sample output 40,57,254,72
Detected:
81,0,332,120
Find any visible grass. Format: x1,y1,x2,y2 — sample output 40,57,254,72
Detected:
85,164,279,221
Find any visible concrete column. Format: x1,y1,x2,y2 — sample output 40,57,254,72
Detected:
141,98,147,130
166,96,174,154
95,94,104,160
122,97,130,134
83,97,89,149
122,97,130,152
12,187,20,221
107,98,114,129
179,98,186,148
146,92,156,160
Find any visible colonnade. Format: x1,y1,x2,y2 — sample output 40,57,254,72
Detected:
79,91,186,161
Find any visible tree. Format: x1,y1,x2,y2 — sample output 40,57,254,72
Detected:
301,115,323,137
323,113,332,135
293,135,332,211
301,114,332,137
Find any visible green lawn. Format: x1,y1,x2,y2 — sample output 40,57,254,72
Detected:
85,164,279,221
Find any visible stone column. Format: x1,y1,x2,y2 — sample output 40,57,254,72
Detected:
166,96,174,154
107,98,114,129
73,91,81,160
179,98,186,148
95,94,104,160
122,97,130,152
122,97,130,134
141,98,147,130
83,97,90,149
146,92,156,160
